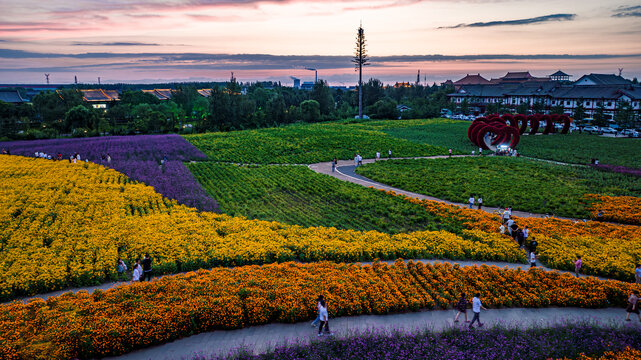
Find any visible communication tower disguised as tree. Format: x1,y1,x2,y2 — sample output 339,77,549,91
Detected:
352,24,370,119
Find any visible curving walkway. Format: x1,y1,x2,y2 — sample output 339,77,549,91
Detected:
105,307,635,360
309,155,573,220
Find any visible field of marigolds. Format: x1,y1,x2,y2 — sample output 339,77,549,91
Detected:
1,119,640,359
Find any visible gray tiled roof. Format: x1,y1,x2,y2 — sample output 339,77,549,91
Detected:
0,91,25,103
575,74,632,85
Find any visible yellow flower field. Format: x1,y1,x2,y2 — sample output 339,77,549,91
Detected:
0,155,524,300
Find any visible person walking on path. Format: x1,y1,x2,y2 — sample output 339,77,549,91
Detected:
477,197,483,210
388,149,392,159
375,152,380,161
357,154,363,166
523,226,529,242
318,300,332,336
141,253,153,282
530,252,538,267
331,158,336,173
626,291,641,322
528,239,538,257
635,264,641,284
454,293,470,323
132,259,142,283
575,256,582,278
468,195,475,209
449,149,452,158
116,258,128,281
469,293,487,328
311,295,324,327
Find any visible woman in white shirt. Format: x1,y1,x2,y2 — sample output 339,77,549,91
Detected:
317,300,332,336
132,260,142,282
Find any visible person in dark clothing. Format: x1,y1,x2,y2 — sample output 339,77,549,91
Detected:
141,253,152,281
515,229,525,248
528,239,538,254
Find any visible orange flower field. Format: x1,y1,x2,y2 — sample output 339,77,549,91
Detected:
395,191,641,281
586,194,641,226
1,260,638,359
558,348,641,360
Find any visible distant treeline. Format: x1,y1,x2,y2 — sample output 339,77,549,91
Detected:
0,79,454,140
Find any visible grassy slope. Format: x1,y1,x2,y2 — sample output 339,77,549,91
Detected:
187,162,464,234
184,120,447,164
356,157,641,218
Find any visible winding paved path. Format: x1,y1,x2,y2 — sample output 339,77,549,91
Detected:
105,307,634,360
309,155,573,220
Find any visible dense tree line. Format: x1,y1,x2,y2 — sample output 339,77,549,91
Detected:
0,79,454,140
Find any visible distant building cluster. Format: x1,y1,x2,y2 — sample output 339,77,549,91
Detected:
447,71,640,119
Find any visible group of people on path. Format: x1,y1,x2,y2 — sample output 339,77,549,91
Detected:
454,293,488,328
310,295,333,336
116,254,153,283
467,195,483,210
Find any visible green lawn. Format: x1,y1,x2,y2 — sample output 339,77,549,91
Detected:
518,133,641,168
383,119,477,154
381,118,641,168
184,120,447,164
355,157,641,218
187,162,465,234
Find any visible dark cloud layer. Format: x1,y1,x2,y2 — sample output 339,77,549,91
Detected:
71,42,162,46
1,50,641,73
440,13,575,29
612,5,641,17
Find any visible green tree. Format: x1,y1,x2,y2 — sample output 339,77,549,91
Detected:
266,94,286,124
532,100,545,114
573,102,587,124
120,90,159,106
363,78,384,107
516,102,529,115
310,80,334,116
615,100,634,128
550,105,564,115
32,90,84,130
368,97,399,119
64,105,95,131
300,100,321,122
460,99,470,115
593,101,608,127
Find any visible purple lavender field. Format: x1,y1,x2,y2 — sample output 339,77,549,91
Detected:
202,322,641,360
592,164,641,178
0,135,218,211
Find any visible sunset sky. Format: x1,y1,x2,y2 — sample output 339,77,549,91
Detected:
1,0,640,84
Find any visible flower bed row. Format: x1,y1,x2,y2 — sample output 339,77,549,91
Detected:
0,156,524,300
388,191,641,281
1,260,639,359
200,323,641,360
586,194,641,226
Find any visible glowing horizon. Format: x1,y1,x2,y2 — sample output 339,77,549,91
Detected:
1,0,640,84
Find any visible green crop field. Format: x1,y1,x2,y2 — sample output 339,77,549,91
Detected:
184,120,448,164
518,133,641,168
356,157,641,218
383,119,477,154
187,162,464,234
